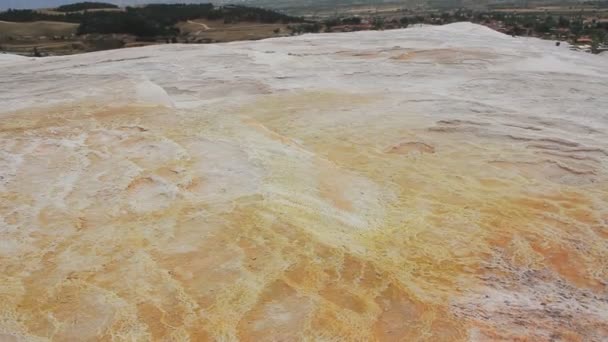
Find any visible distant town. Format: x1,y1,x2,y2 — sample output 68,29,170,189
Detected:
294,3,608,54
1,1,607,56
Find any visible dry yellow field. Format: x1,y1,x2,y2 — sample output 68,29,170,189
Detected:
0,20,78,39
177,20,287,42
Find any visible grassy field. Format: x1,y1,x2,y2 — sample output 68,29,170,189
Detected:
0,20,85,56
0,18,288,56
0,20,78,38
176,20,288,43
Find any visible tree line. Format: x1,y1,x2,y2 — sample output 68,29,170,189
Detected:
56,2,118,12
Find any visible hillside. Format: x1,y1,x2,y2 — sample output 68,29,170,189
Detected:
1,23,607,340
56,1,118,12
0,3,302,55
2,1,607,56
0,4,302,30
0,0,599,11
0,20,78,37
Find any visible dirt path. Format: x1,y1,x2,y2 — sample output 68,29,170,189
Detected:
187,20,211,30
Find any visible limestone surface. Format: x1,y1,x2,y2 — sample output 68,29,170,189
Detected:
1,23,607,341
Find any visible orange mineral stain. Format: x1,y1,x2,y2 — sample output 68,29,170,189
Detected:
1,45,607,341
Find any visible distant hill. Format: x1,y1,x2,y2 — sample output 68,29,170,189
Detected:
0,0,220,10
0,3,303,37
0,0,598,11
56,2,119,12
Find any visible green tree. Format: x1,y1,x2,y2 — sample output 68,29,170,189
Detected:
372,17,385,30
558,16,570,28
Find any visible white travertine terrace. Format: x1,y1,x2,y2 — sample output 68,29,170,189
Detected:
0,23,607,341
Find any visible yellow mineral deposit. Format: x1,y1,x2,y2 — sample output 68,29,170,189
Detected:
0,23,607,341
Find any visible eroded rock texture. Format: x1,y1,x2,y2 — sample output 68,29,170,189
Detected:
0,23,607,341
